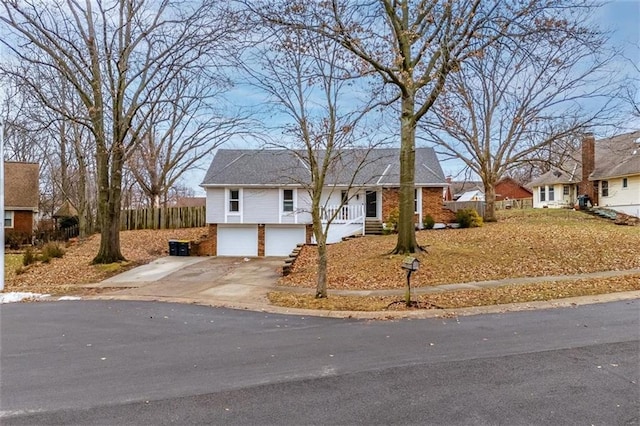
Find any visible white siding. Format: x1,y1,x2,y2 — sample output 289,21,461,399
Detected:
296,190,313,223
533,184,574,209
206,188,225,223
599,175,640,218
243,188,279,223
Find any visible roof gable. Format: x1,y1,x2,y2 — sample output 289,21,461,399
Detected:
589,131,640,180
4,162,39,210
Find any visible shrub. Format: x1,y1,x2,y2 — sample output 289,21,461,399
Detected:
384,208,400,232
422,214,435,229
40,242,65,263
455,208,483,228
5,231,30,250
23,247,37,266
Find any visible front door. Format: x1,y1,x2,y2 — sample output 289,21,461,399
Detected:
366,191,377,218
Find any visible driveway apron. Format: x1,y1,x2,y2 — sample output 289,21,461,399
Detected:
94,257,284,304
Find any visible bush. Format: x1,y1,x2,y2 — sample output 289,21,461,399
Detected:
422,214,435,229
40,242,65,263
5,231,30,249
384,208,399,232
455,208,483,228
23,247,37,266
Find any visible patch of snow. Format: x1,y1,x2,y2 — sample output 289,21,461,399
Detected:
0,292,51,304
57,296,82,301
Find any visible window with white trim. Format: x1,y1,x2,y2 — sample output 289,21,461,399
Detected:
563,185,570,196
622,178,628,189
283,189,294,212
601,181,609,197
539,187,546,202
414,188,418,213
229,189,240,212
548,186,554,201
4,211,14,228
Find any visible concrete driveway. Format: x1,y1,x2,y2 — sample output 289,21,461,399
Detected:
86,256,285,306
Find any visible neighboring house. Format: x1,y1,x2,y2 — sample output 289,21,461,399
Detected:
494,177,533,202
200,148,452,257
448,180,483,201
173,197,206,208
4,162,40,237
457,189,484,202
529,131,640,217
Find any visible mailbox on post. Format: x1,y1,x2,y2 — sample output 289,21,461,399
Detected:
401,256,420,272
401,256,420,307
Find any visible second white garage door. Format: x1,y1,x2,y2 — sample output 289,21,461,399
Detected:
217,225,258,256
265,226,306,257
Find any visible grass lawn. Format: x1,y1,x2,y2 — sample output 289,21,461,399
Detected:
4,254,23,282
273,209,640,310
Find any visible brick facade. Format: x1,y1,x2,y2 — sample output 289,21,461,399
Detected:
381,187,455,226
495,178,532,201
422,187,456,223
580,133,597,204
257,224,265,256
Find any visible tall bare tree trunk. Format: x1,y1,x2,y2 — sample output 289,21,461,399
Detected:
394,93,419,253
484,181,497,222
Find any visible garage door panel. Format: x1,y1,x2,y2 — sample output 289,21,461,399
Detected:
265,226,306,257
217,226,258,257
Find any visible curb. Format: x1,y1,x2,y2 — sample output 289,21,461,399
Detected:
83,290,640,320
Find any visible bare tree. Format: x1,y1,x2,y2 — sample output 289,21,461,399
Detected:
246,0,563,253
243,25,385,298
421,10,617,221
127,72,246,208
1,0,240,263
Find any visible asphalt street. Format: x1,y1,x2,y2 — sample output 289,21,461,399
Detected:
1,300,638,425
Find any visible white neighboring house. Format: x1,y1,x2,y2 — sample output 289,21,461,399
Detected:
456,189,484,202
529,131,640,217
200,148,450,257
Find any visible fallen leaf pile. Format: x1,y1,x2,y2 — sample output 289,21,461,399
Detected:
281,209,640,290
4,228,207,295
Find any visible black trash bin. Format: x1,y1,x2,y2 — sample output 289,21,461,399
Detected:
577,195,591,210
168,239,179,256
177,240,190,256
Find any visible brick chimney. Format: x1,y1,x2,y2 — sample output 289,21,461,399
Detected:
580,133,596,202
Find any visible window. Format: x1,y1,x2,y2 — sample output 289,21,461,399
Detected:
601,181,609,197
4,211,13,228
283,189,294,212
563,185,570,196
622,178,628,189
539,187,546,202
229,189,240,212
414,188,418,213
548,186,554,201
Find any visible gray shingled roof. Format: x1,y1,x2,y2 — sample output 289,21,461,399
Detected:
201,148,446,187
529,131,640,187
589,130,640,180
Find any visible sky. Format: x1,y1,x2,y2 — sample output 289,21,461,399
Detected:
1,1,638,195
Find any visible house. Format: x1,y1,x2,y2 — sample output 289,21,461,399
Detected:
457,189,484,202
448,180,483,201
4,161,40,238
529,131,640,217
200,148,453,257
494,177,533,202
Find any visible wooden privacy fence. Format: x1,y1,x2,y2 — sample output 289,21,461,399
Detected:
444,198,532,217
120,206,206,230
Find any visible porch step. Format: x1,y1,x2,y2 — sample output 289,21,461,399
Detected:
364,220,384,235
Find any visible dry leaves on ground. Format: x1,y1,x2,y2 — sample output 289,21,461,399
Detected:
281,210,640,290
4,228,207,295
269,274,640,311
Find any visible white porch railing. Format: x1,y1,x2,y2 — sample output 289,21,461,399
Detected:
319,204,366,244
321,204,365,224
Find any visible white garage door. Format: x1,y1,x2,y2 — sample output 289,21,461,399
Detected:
265,226,306,257
217,225,258,256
